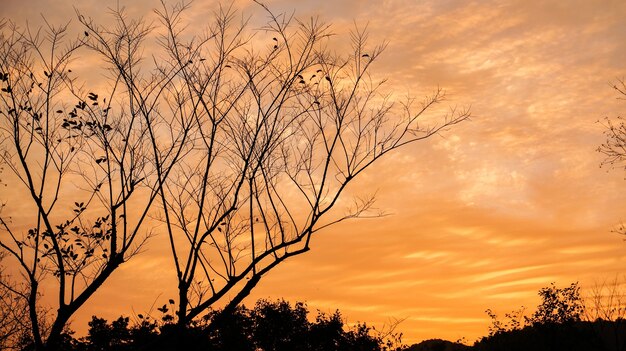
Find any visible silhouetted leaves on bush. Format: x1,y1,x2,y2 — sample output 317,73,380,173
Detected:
475,282,605,351
47,299,400,351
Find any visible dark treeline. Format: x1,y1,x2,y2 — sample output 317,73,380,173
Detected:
409,319,626,351
11,299,402,351
7,282,626,351
408,282,626,351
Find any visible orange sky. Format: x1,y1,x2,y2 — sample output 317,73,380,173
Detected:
2,0,626,345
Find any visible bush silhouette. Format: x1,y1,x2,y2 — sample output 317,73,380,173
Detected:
39,299,400,351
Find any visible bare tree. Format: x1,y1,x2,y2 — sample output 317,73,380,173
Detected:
108,1,468,330
0,9,193,349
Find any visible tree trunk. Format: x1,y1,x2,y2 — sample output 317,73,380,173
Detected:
28,281,43,351
174,282,190,345
43,311,70,351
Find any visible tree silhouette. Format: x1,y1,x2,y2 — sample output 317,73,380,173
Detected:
478,282,594,351
122,1,468,330
0,2,469,349
0,12,192,349
485,282,584,336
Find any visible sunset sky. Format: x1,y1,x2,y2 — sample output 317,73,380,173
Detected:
2,0,626,345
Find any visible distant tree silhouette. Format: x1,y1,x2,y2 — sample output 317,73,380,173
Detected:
83,317,133,351
477,282,597,351
0,1,468,349
485,282,584,335
528,282,584,326
249,300,309,350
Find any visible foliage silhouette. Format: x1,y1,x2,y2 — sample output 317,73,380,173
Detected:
484,282,584,336
475,282,621,351
529,282,583,326
12,299,403,351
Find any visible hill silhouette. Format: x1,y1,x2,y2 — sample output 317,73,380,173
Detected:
404,339,470,351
